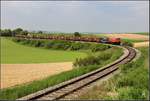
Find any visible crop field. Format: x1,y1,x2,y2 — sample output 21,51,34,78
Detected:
133,41,149,47
1,62,73,88
1,37,86,64
94,33,149,41
1,37,87,88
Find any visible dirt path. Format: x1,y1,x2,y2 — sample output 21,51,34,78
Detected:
133,41,149,47
1,62,73,89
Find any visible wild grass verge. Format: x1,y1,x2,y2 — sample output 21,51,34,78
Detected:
78,47,149,100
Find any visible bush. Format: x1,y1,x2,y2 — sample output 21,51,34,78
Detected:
73,53,112,67
12,38,111,52
118,87,148,99
91,44,111,52
73,55,100,67
121,41,133,47
70,43,83,50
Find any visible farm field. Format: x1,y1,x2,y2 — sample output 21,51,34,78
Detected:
1,37,86,64
131,32,149,36
133,41,149,47
94,33,149,41
1,37,86,88
1,62,72,88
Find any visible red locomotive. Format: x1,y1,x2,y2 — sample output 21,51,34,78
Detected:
108,38,121,45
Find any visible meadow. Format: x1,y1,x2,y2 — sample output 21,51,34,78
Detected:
1,37,86,64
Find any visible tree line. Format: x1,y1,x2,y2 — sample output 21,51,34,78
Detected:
0,28,28,37
0,28,81,37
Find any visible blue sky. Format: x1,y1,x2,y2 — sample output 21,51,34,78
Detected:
1,1,149,33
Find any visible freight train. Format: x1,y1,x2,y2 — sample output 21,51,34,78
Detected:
15,34,121,45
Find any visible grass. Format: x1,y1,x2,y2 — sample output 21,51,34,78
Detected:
0,45,123,100
78,46,149,100
131,32,149,36
121,38,146,43
1,37,86,64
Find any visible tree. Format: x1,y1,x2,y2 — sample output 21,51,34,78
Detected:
74,32,81,37
1,29,12,36
13,28,23,35
38,31,43,34
21,30,28,35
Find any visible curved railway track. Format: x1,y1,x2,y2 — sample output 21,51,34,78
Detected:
18,46,136,100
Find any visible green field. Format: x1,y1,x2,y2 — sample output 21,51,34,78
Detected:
1,37,86,64
131,32,149,36
121,38,145,43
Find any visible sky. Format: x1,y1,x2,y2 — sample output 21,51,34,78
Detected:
1,1,149,33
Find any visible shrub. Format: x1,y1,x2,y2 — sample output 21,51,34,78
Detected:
118,87,148,99
121,41,133,47
44,40,54,48
70,43,83,50
91,44,111,52
12,38,111,52
73,53,112,67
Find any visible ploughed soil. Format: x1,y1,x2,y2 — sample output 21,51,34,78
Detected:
1,62,73,89
104,34,149,40
133,41,149,47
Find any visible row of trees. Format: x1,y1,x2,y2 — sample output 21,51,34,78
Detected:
0,28,81,37
0,28,28,36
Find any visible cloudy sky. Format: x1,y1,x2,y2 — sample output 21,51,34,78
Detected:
1,1,149,33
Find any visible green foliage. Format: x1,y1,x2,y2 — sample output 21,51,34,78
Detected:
91,44,111,52
70,43,83,50
114,47,149,99
118,87,148,100
73,53,112,67
13,28,23,35
12,38,111,51
38,31,43,34
20,30,28,35
0,28,28,37
121,41,133,47
0,29,12,36
121,38,145,43
112,47,148,99
74,32,81,37
131,32,149,35
77,47,149,100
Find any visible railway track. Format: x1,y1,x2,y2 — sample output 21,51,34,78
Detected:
18,46,136,100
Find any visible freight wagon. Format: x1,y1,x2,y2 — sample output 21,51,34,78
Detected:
16,34,121,45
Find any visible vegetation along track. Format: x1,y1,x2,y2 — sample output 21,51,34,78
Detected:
17,46,136,100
